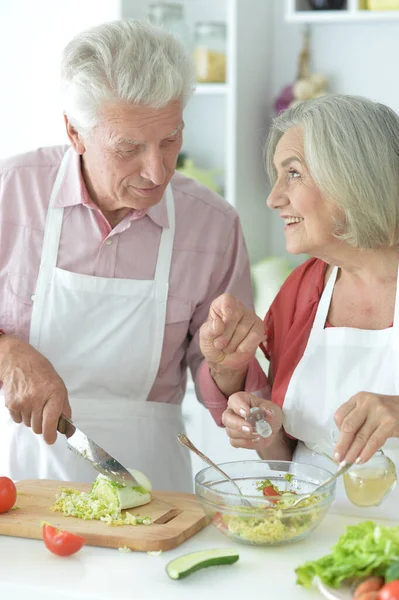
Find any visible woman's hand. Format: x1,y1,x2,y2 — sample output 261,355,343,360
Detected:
200,293,265,372
222,392,283,451
200,294,265,397
334,392,399,464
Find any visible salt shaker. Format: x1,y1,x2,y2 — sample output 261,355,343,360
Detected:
245,407,272,438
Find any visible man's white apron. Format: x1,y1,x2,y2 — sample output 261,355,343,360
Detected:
0,149,192,492
283,264,399,519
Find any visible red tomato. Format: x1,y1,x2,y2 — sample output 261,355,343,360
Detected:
379,581,399,600
262,485,281,504
213,512,227,531
0,477,17,513
42,524,85,557
262,485,280,497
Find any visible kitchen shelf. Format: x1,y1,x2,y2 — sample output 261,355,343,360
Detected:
285,0,399,22
194,83,230,95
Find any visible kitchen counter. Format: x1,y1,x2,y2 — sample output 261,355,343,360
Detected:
0,513,396,600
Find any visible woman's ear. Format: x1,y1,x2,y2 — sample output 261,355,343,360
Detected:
64,115,86,155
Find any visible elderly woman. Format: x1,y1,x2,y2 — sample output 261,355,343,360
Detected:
200,94,399,517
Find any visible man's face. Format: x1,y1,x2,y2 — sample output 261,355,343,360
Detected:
74,100,183,211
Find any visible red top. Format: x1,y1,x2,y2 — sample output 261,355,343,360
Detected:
261,257,327,409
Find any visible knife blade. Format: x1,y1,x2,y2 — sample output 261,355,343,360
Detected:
57,414,140,487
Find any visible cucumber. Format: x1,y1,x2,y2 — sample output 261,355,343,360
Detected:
166,548,239,580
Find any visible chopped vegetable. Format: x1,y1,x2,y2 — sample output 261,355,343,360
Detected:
51,469,153,526
256,479,281,495
42,524,85,556
214,476,323,545
92,469,152,511
166,549,239,580
0,477,17,514
296,521,399,589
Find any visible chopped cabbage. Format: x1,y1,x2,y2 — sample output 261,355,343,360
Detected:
50,469,153,526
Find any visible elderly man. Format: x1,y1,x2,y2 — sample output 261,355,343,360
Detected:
0,20,254,492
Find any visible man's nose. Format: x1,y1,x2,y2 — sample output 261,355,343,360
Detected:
140,149,166,185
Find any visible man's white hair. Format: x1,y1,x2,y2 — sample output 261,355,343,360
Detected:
265,94,399,249
61,19,195,138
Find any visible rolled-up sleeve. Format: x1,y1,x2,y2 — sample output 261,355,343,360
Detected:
198,357,270,425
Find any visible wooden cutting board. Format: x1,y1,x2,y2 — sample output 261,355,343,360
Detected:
0,479,210,552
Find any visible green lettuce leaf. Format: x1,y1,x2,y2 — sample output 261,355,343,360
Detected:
296,520,399,589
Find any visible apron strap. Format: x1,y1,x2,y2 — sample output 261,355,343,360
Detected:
29,149,72,348
305,265,338,351
154,184,175,284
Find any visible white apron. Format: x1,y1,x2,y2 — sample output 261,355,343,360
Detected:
0,148,192,492
283,264,399,519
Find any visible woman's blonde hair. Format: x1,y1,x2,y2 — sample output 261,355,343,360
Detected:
265,94,399,249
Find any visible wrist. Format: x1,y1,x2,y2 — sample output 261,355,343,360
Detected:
208,362,248,397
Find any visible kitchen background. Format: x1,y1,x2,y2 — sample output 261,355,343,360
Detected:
1,0,398,478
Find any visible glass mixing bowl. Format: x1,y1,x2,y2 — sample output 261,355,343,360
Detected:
195,460,336,546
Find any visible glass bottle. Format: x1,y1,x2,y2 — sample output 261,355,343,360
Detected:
308,0,346,8
148,3,191,48
343,450,397,507
194,22,227,83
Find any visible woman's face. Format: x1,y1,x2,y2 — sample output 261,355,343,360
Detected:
267,127,340,257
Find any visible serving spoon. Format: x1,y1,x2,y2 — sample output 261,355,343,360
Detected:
177,433,254,507
288,460,353,509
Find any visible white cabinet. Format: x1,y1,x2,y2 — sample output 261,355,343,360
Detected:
285,0,399,22
122,0,273,264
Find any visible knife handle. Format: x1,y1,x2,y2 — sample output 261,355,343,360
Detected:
57,414,67,435
57,414,75,438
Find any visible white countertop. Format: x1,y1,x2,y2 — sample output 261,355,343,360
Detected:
0,513,394,600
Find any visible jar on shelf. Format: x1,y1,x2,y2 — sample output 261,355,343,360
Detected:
148,3,191,49
308,0,346,8
194,22,227,84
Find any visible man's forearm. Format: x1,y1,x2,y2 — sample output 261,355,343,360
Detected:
208,363,247,398
256,428,297,461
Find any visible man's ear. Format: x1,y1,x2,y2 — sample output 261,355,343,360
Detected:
64,115,86,155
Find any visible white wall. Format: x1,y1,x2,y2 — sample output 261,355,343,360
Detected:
0,1,120,158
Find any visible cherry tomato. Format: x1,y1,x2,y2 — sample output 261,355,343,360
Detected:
0,477,17,513
42,524,85,556
379,580,399,600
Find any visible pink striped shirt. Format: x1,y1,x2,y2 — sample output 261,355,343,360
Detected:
0,145,254,412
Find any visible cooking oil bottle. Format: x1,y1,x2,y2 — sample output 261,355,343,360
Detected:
343,450,397,507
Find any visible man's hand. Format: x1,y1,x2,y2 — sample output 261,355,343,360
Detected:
200,293,265,374
0,337,71,444
334,391,399,464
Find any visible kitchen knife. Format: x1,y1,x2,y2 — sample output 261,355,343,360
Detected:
57,414,140,487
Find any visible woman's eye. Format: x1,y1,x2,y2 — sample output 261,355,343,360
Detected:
288,169,300,179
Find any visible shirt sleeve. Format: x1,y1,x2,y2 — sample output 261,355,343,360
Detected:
184,210,266,425
197,357,270,426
